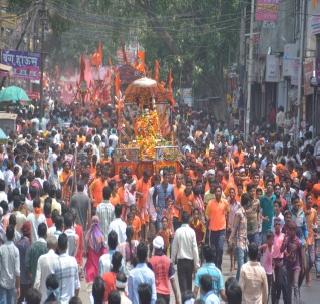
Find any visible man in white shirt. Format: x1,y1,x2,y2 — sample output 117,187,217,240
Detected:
108,204,127,244
53,233,80,304
109,128,119,148
0,179,8,202
96,187,115,239
171,212,199,298
27,198,46,243
239,243,268,304
276,106,285,130
34,235,59,304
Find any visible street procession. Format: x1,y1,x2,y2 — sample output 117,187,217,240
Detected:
1,1,320,304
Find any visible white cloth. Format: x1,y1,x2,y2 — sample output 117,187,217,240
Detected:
147,187,157,222
108,218,127,244
34,249,59,304
96,201,115,238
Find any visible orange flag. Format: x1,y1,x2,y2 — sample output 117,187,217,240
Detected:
108,57,113,66
114,71,121,98
90,42,103,67
135,50,146,74
312,0,318,8
166,69,175,106
97,41,103,65
154,60,160,81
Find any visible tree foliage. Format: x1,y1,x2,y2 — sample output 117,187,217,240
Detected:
8,0,241,100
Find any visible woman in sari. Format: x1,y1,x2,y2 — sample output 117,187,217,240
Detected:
84,216,106,283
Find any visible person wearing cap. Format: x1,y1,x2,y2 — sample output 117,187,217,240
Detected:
149,236,179,304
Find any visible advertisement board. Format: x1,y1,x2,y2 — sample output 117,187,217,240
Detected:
1,49,40,80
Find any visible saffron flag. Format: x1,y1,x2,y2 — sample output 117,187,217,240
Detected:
114,71,121,98
166,69,175,106
154,60,160,82
135,50,146,74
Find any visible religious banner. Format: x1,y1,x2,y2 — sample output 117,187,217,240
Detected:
1,49,40,80
255,0,280,22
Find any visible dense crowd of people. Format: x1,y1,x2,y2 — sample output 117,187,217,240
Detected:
0,100,320,304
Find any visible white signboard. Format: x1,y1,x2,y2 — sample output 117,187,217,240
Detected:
265,55,280,82
181,88,193,106
283,43,298,77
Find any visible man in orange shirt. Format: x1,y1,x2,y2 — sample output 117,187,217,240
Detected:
128,206,141,241
206,185,229,269
176,178,195,217
136,171,151,241
89,166,109,210
173,174,185,231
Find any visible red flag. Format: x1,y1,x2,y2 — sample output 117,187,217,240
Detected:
154,60,160,81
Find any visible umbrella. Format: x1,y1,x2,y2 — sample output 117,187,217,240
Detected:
124,77,168,106
0,86,30,103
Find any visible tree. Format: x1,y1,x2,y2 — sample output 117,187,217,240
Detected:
8,0,241,103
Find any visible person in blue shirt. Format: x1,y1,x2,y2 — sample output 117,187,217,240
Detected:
260,180,276,243
153,171,174,232
291,195,308,246
128,242,157,304
194,245,227,302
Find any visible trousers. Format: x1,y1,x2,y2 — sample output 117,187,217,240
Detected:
0,286,16,304
272,259,289,304
208,229,225,270
177,259,194,299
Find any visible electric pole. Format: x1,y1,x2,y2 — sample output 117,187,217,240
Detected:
245,0,255,140
39,0,47,119
296,0,306,142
